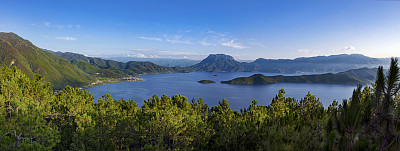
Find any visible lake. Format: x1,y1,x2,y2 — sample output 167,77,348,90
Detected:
87,72,357,110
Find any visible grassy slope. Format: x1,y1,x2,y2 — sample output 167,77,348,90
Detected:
0,32,94,89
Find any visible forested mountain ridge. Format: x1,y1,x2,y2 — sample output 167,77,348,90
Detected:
221,67,378,85
0,32,94,89
49,50,194,78
191,54,388,73
190,54,245,72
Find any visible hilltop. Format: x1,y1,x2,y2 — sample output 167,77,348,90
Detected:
190,54,244,72
221,67,378,85
0,32,93,89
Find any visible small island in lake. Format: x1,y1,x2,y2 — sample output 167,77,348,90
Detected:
221,68,378,85
198,80,216,84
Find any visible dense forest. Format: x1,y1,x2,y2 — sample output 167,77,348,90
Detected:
1,58,400,150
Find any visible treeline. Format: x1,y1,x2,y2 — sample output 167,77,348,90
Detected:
1,59,400,150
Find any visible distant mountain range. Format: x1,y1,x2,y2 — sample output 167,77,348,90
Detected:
49,51,192,78
192,54,389,73
0,32,393,89
105,57,200,67
221,67,378,85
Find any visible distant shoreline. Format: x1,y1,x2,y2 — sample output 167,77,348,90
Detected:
85,76,144,88
54,76,144,95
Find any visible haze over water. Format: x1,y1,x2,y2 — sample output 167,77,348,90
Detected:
87,72,357,110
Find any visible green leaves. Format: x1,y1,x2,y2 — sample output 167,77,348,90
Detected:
0,65,59,150
2,58,400,150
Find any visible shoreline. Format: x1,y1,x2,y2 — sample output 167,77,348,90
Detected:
53,76,144,95
84,76,144,89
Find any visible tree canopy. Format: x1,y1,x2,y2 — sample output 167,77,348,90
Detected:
1,58,400,150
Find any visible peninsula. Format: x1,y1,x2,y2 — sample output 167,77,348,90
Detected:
221,68,378,85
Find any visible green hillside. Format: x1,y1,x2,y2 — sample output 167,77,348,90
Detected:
221,67,378,85
50,51,193,78
0,32,94,89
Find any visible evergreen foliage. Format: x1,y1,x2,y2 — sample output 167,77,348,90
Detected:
1,58,400,150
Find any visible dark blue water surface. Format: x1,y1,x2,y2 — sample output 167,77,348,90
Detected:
87,72,357,110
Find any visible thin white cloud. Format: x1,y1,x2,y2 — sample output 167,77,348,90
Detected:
56,36,77,41
166,39,193,44
57,25,65,29
138,36,162,41
248,40,268,48
297,49,310,53
42,21,80,29
149,55,160,58
342,46,356,51
200,30,234,47
128,49,152,52
221,40,248,49
204,30,227,38
163,34,193,44
206,30,216,34
42,35,50,39
330,46,359,54
199,41,216,46
174,35,182,39
132,54,146,58
157,50,200,55
44,21,51,27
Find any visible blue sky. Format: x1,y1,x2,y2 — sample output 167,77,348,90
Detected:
1,0,400,60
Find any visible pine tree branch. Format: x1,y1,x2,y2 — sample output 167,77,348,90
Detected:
382,130,400,151
0,130,16,141
370,124,384,137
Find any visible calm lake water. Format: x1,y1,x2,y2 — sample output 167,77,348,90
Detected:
87,72,357,110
